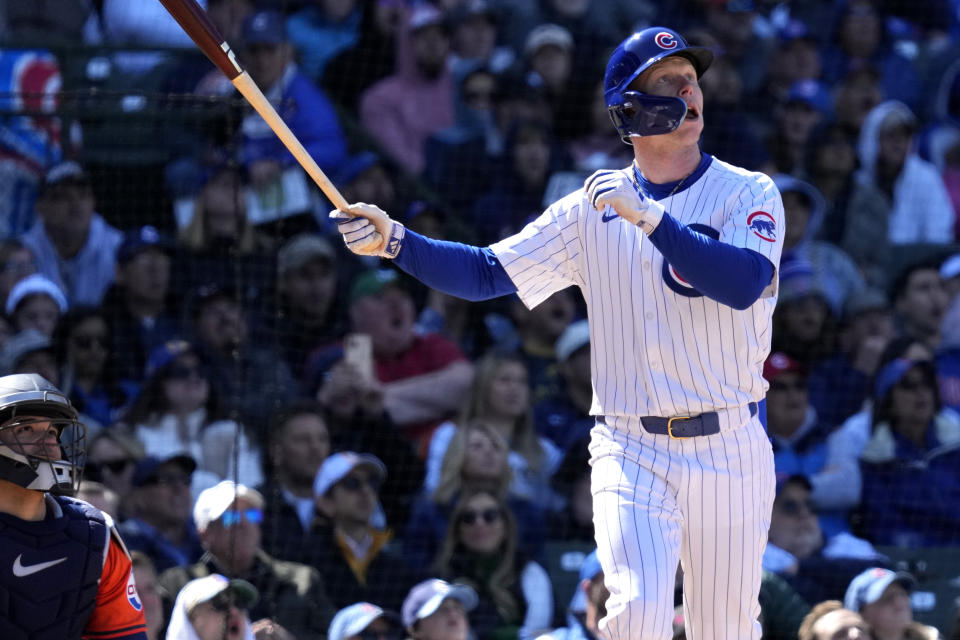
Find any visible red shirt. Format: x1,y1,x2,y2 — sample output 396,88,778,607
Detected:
83,536,148,640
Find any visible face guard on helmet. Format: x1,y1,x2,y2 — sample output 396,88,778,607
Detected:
0,373,85,494
604,27,714,143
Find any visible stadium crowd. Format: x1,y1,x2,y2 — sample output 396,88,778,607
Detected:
3,0,960,638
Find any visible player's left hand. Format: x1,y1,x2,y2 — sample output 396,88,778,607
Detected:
330,202,406,258
585,169,665,234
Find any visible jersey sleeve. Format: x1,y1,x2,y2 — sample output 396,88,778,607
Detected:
82,536,148,640
488,193,584,309
719,172,785,297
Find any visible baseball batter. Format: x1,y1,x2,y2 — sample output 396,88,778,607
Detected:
332,27,783,640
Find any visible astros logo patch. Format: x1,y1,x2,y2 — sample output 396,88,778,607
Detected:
662,224,718,296
655,32,678,50
748,211,776,242
127,569,142,611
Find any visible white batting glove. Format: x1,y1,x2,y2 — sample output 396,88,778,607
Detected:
585,169,665,235
329,202,406,259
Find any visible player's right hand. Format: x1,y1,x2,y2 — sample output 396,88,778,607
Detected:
330,202,406,258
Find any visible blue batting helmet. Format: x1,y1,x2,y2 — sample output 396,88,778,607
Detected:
604,27,713,142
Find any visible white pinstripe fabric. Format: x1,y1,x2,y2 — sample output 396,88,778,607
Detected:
489,156,784,639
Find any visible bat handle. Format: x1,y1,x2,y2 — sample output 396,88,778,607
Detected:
231,72,351,212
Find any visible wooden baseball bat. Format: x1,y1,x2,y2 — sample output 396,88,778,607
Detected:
157,0,350,211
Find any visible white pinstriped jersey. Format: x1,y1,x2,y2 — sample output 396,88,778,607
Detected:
490,156,784,420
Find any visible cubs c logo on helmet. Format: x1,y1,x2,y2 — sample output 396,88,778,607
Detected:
654,32,678,50
663,224,718,296
747,211,777,242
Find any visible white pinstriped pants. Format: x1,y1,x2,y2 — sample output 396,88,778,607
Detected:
588,413,775,640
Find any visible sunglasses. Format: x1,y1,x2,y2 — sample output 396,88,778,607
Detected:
220,508,264,528
73,334,108,350
166,364,205,380
777,498,815,517
896,379,931,391
769,380,806,392
86,458,134,477
144,474,192,488
358,630,402,640
459,507,502,526
339,475,381,492
208,591,247,613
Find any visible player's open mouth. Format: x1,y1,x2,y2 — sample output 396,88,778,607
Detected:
686,106,700,120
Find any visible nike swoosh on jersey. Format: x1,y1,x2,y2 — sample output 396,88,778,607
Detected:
13,554,67,577
601,212,619,222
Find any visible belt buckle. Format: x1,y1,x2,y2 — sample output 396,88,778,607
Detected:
667,416,693,439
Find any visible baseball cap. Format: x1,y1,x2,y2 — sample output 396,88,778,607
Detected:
844,567,917,612
941,253,960,281
401,579,478,628
348,268,406,305
775,473,812,496
843,287,889,320
5,273,68,316
131,454,197,488
40,161,90,193
0,329,54,375
144,339,196,379
450,0,497,26
409,3,447,33
569,549,603,613
193,480,265,533
277,233,336,275
556,319,590,362
786,79,832,114
178,574,259,614
242,10,286,46
524,24,573,57
763,351,804,382
313,451,387,497
873,358,933,401
332,152,381,187
116,225,172,265
328,602,402,640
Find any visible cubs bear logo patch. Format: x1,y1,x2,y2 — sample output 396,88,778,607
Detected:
747,211,776,242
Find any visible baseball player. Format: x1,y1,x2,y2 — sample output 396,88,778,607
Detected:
0,373,149,639
332,26,783,640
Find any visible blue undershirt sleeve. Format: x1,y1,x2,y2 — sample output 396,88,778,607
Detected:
393,229,517,301
647,212,775,309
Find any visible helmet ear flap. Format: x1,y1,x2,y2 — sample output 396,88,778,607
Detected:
608,92,688,142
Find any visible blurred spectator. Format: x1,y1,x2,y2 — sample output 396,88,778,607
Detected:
767,80,832,177
448,0,514,75
546,436,593,544
76,479,120,519
807,123,861,246
917,58,960,237
130,551,165,640
271,232,345,378
764,475,886,606
118,339,263,489
507,289,577,404
771,261,838,369
0,239,37,310
0,328,60,383
20,161,121,307
890,257,949,352
844,568,939,640
431,489,553,640
425,352,563,507
757,28,824,111
55,306,137,428
321,0,407,112
101,225,181,383
702,0,774,94
401,578,477,640
536,549,607,640
565,79,635,173
5,272,67,337
286,0,364,82
160,481,334,639
164,573,259,640
775,174,866,318
698,55,771,173
808,287,896,428
187,283,295,438
797,600,871,640
83,428,145,518
520,25,576,131
858,358,960,546
258,400,331,560
302,452,419,611
335,151,404,219
820,0,920,109
404,420,545,568
118,453,205,573
0,50,64,238
328,602,404,640
833,67,884,142
471,119,570,245
534,319,593,454
842,101,954,284
359,4,455,175
238,9,348,190
765,352,859,536
307,267,474,449
527,0,650,64
173,164,276,314
757,570,812,640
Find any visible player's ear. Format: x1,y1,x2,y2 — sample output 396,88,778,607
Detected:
580,578,592,595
